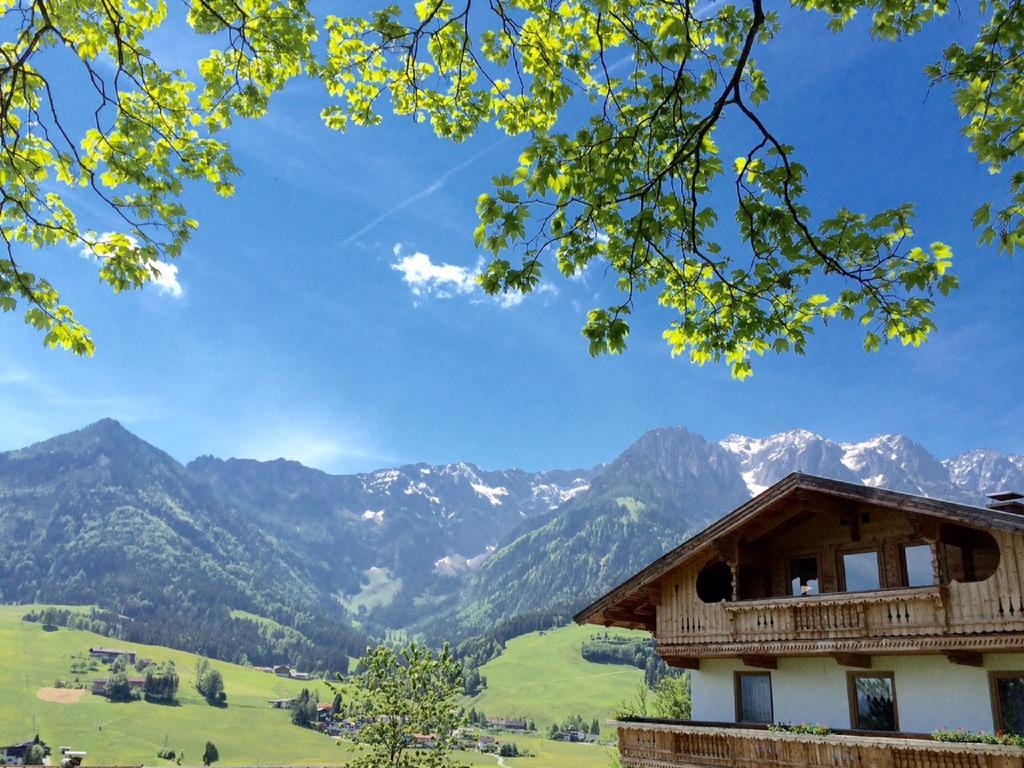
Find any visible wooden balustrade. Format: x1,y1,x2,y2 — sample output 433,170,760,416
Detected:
617,721,1024,768
721,586,945,644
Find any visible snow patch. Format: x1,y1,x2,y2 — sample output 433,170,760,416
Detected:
434,546,497,576
741,470,767,496
471,482,509,506
361,509,385,523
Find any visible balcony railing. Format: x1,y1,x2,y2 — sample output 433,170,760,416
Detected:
617,720,1024,768
721,585,945,643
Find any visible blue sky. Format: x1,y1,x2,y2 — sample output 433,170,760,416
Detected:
0,6,1021,473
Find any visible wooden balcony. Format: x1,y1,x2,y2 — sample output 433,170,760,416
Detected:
657,582,1024,661
723,586,945,642
617,720,1024,768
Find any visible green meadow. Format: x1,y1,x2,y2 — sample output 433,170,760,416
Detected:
0,605,350,765
0,607,634,767
464,624,644,727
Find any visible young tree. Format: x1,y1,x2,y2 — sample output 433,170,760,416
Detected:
291,688,319,729
4,0,1019,373
652,673,692,721
106,671,135,702
144,661,180,704
590,718,600,736
202,742,219,767
196,659,227,706
340,642,464,768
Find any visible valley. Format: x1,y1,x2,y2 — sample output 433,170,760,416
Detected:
0,606,635,767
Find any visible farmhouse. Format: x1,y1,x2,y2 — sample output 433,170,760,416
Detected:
1,740,51,766
91,677,145,695
268,697,296,709
88,647,136,665
576,473,1024,768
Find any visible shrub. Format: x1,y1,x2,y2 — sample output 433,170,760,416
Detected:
768,723,832,735
932,729,1024,747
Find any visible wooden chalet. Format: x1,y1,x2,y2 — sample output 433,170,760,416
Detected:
575,473,1024,767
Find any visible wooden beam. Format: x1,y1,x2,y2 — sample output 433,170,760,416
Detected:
944,650,984,667
640,584,662,606
664,656,700,670
741,655,777,669
832,653,872,669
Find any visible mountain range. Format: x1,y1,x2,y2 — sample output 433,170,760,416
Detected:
0,419,1021,666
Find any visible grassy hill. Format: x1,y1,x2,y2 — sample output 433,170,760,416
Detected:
465,624,645,728
0,607,631,767
0,605,351,766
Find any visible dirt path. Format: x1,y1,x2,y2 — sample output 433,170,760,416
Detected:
36,687,86,704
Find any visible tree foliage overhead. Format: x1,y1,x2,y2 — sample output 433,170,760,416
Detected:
3,0,1021,373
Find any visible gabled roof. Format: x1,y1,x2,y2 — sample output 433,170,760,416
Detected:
574,472,1024,627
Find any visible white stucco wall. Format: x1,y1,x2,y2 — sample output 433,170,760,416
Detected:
690,654,1024,733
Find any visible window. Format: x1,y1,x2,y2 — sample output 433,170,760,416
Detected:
991,673,1024,735
735,672,773,723
790,557,819,596
696,560,733,604
902,544,934,587
848,673,898,731
841,550,881,592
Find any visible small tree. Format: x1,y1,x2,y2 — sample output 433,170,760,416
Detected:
106,671,135,702
196,659,227,706
652,674,692,720
341,642,464,768
144,661,179,704
590,718,600,736
202,742,219,767
291,688,318,728
498,743,519,758
24,737,45,766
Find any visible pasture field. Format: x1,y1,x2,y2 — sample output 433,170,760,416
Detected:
0,606,628,768
464,623,644,727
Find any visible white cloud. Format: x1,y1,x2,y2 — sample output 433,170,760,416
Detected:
391,249,481,299
150,260,183,298
391,245,560,310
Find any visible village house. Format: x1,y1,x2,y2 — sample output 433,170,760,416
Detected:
411,734,437,749
268,697,296,709
273,664,291,677
476,735,496,752
91,677,145,696
490,718,528,731
1,740,51,766
88,647,136,665
576,474,1024,768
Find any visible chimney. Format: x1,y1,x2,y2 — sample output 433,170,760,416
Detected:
987,491,1024,514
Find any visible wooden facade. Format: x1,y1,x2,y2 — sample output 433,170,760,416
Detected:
575,474,1024,768
577,474,1024,665
616,721,1024,768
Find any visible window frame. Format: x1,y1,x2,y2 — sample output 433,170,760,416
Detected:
846,671,900,732
734,671,774,724
788,554,821,597
899,541,935,588
989,671,1024,734
838,547,884,593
